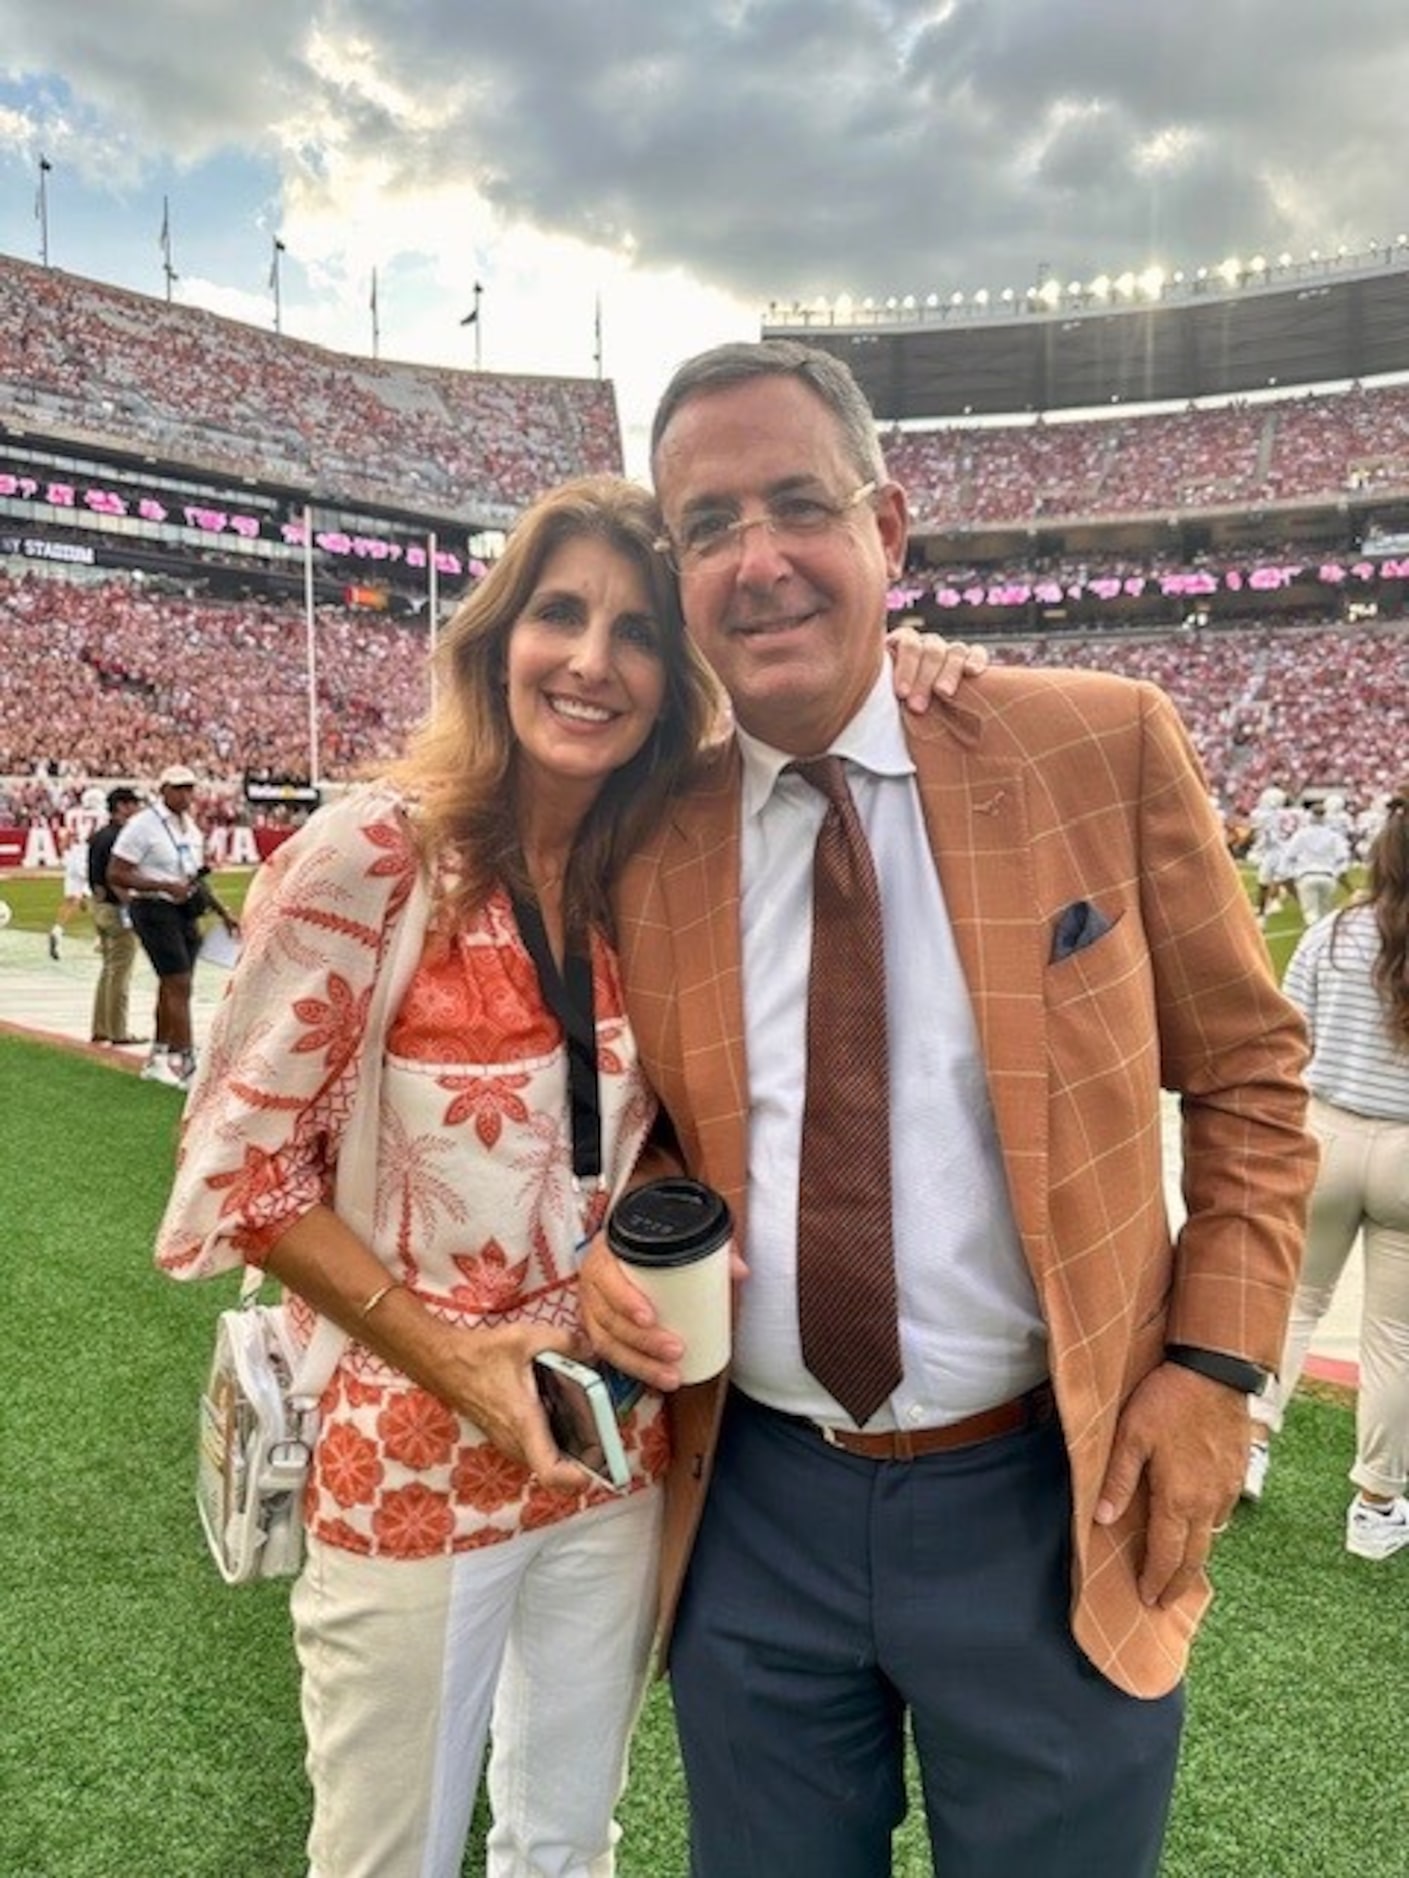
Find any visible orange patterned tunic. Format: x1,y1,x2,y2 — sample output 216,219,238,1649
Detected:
157,784,667,1558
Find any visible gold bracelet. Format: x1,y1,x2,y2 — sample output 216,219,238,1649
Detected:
358,1278,403,1321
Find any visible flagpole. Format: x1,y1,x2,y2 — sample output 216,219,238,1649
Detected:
160,196,177,303
36,156,52,269
370,266,379,360
594,292,603,380
271,236,286,335
303,503,320,786
462,281,483,369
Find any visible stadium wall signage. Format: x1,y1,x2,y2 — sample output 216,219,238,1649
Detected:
886,556,1409,612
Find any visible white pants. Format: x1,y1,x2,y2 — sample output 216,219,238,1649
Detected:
1294,873,1339,924
1252,1097,1409,1497
291,1489,662,1878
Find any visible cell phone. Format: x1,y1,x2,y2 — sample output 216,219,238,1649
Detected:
532,1352,631,1491
599,1360,647,1419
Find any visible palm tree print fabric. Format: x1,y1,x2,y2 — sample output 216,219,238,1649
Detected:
158,785,666,1558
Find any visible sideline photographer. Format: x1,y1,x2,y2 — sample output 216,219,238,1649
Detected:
108,763,239,1089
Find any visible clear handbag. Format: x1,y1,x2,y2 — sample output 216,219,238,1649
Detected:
196,1283,339,1584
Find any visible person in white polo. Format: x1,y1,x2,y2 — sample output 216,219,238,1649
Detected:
1282,801,1352,926
108,764,239,1088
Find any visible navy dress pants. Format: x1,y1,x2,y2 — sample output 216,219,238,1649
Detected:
669,1389,1184,1878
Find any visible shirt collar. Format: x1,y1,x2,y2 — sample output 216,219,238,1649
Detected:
737,661,915,821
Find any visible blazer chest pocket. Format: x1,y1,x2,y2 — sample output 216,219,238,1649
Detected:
1044,904,1145,1009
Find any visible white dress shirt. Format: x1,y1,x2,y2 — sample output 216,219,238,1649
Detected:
733,664,1048,1429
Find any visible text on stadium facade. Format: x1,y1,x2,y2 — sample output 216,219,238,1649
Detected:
0,468,474,577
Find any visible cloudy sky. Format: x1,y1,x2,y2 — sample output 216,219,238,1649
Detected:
1,0,1405,469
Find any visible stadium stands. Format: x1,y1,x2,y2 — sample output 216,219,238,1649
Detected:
2,562,1403,816
0,568,427,780
887,382,1409,527
2,251,1404,841
0,255,620,520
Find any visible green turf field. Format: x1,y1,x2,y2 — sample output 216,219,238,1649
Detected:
0,868,254,938
0,1032,1400,1876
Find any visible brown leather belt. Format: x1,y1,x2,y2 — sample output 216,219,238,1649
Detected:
810,1381,1055,1460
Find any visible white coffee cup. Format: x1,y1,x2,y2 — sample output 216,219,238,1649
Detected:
606,1178,733,1383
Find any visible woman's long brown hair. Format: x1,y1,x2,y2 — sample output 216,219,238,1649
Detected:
1331,788,1409,1050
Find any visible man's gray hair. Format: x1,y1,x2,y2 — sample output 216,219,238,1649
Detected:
650,339,888,486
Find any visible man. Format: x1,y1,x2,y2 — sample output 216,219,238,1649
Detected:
1281,800,1352,925
582,341,1315,1877
87,785,145,1046
108,763,239,1089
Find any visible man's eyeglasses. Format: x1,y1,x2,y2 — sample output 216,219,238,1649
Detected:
655,481,878,575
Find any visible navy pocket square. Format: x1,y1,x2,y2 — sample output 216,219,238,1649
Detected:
1050,899,1115,963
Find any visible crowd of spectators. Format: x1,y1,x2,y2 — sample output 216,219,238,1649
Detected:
0,568,431,783
888,381,1409,527
8,253,1409,540
0,256,620,521
997,623,1408,812
2,565,1404,822
1,250,1404,832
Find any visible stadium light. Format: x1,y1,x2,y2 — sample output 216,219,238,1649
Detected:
901,293,916,311
1277,252,1293,268
1066,280,1082,297
1137,266,1166,299
1090,274,1111,299
1217,256,1241,286
925,291,940,308
973,288,989,307
950,290,964,306
1038,278,1061,307
1248,255,1266,274
1114,271,1136,299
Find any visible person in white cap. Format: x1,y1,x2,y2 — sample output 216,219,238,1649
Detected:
108,764,239,1087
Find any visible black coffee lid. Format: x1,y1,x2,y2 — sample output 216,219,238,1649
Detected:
606,1178,732,1267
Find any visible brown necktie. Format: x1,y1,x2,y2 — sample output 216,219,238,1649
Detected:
792,756,900,1426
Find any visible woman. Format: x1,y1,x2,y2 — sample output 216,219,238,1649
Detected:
1245,788,1409,1560
157,475,975,1877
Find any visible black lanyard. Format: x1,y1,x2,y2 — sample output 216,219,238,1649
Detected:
508,889,602,1186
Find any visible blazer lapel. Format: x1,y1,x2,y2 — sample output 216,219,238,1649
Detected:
656,751,751,1230
904,704,1051,1272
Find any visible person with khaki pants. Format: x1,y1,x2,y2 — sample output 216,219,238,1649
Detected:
87,786,143,1046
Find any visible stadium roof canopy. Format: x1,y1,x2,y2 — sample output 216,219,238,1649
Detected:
761,247,1409,421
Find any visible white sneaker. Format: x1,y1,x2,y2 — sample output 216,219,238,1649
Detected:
1345,1495,1409,1560
140,1053,186,1089
1241,1439,1270,1503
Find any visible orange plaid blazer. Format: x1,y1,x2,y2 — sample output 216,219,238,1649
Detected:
616,666,1315,1698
